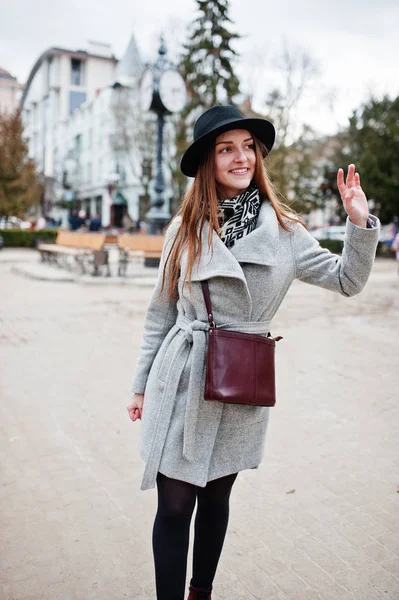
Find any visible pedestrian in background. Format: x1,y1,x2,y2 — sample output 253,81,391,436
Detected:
127,105,380,600
35,216,46,230
69,209,80,231
89,214,101,232
78,209,87,229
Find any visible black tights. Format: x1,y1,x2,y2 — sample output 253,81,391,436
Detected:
152,472,237,600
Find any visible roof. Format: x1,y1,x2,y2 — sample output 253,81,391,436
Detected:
20,46,118,107
114,35,143,82
0,67,16,81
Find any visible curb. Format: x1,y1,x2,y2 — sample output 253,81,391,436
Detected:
11,265,76,282
11,264,158,287
78,275,158,287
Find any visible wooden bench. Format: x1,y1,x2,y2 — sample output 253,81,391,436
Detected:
37,231,110,276
105,233,118,245
117,234,165,275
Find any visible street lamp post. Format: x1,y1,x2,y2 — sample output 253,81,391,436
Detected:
139,37,187,244
139,158,152,221
152,109,168,227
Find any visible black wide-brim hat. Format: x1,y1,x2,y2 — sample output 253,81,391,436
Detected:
180,105,275,178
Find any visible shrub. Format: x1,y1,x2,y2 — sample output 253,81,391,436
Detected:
0,229,58,247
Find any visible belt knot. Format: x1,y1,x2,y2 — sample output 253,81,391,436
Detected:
182,319,209,343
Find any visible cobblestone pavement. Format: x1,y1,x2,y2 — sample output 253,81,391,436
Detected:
1,250,398,600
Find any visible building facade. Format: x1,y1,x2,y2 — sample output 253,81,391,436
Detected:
20,37,158,228
0,68,24,114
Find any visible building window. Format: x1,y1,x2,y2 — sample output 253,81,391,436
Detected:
119,165,126,183
43,95,50,126
98,159,102,183
71,58,84,86
69,91,86,116
32,102,38,127
95,196,102,217
46,58,52,91
74,134,82,156
53,147,58,177
52,90,59,122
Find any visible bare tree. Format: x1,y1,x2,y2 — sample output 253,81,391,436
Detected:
109,84,155,220
240,39,325,143
110,83,180,220
240,40,333,215
265,41,321,145
110,85,155,178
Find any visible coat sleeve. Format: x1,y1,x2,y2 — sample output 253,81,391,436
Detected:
291,216,380,296
131,219,181,394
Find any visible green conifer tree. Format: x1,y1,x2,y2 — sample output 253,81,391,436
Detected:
171,0,241,212
180,0,240,112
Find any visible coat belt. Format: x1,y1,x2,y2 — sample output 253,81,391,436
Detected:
140,314,272,490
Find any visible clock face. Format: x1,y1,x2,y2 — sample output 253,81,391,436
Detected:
159,70,186,113
140,69,154,111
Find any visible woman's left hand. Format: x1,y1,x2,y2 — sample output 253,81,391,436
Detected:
337,164,369,229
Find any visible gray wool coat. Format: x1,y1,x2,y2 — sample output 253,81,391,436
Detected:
132,201,380,490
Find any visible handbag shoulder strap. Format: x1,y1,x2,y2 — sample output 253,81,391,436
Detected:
200,281,216,328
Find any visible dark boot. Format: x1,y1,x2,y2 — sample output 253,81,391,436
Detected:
187,583,213,599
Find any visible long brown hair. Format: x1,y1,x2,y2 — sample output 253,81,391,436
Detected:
161,135,304,299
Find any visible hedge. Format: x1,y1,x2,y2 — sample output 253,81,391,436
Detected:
0,229,58,247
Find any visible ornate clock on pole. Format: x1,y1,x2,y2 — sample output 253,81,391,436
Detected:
139,38,187,244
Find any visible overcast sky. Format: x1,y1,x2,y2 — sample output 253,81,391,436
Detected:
1,0,397,136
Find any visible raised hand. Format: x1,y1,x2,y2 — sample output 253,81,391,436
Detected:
337,164,369,229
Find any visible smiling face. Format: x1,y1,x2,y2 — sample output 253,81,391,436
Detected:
214,129,256,200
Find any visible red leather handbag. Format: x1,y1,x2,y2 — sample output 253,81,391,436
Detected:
201,281,282,407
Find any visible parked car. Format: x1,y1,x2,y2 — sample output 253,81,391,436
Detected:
379,224,396,245
309,226,347,241
0,216,31,230
311,223,393,244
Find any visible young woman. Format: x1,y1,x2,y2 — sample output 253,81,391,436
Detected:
127,105,380,600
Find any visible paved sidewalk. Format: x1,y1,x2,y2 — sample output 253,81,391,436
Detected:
1,248,159,287
0,252,398,600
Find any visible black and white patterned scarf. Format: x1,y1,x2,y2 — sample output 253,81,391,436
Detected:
218,184,262,249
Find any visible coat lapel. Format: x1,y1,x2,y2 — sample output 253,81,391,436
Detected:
229,200,279,266
180,200,279,284
181,221,247,284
